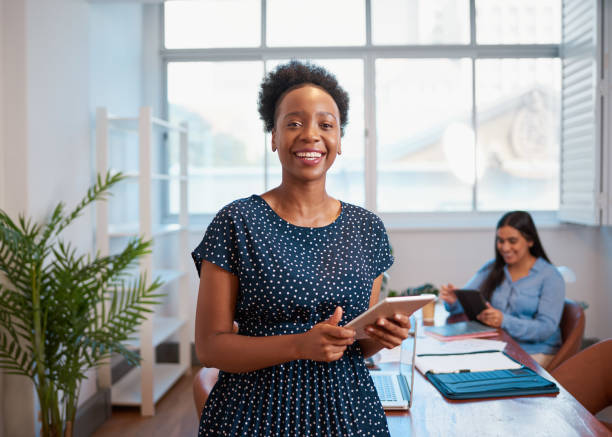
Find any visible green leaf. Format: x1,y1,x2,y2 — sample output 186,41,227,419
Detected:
0,171,162,429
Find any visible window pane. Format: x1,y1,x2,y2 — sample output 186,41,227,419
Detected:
376,59,473,212
265,59,365,206
476,58,560,211
167,61,265,214
372,0,470,45
476,0,561,44
164,0,260,49
267,0,365,47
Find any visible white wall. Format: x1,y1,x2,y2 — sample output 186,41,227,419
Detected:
0,0,143,435
1,1,35,435
89,3,143,117
0,0,4,214
0,0,5,433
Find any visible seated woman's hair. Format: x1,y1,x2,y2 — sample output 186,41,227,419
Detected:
480,211,551,300
257,60,350,136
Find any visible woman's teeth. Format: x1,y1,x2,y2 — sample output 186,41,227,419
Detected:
296,152,322,160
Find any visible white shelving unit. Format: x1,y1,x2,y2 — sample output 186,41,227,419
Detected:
95,107,190,416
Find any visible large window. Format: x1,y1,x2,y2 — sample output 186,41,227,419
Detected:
163,0,561,221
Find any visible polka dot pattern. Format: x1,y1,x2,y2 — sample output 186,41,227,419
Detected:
192,194,394,436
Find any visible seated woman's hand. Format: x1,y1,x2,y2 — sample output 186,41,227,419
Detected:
298,307,356,362
365,313,411,349
477,303,503,328
440,284,458,305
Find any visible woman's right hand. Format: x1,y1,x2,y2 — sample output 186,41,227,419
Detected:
297,307,355,362
439,284,458,305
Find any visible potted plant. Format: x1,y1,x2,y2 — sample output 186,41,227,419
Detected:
388,283,439,322
0,172,162,437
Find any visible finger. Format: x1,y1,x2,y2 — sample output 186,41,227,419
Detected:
376,318,409,339
366,330,400,349
325,351,345,362
321,324,355,339
366,325,405,347
392,313,411,329
324,306,343,326
485,302,492,309
325,344,347,354
324,334,355,346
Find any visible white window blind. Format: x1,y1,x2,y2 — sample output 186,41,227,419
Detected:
559,0,603,225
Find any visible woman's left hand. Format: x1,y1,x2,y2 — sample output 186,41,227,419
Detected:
365,313,411,349
477,303,504,328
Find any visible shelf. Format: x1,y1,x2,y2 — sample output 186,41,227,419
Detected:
111,363,189,406
123,316,187,350
108,223,183,237
97,106,190,415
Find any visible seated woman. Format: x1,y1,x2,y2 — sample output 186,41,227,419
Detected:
439,211,565,368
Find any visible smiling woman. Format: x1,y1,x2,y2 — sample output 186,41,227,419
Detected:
439,210,565,367
191,61,409,436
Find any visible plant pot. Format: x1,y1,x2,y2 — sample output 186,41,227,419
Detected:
422,300,436,322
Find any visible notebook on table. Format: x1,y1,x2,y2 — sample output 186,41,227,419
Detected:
417,351,559,400
424,321,498,341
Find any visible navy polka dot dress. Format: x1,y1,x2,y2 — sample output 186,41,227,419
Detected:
192,194,394,436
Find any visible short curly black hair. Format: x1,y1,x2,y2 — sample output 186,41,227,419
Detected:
257,60,350,136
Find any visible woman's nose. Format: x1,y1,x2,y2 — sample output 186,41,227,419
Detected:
300,122,320,141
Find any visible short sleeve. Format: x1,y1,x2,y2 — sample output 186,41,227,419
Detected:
191,206,241,277
371,217,394,278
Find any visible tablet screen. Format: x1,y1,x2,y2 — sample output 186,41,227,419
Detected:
454,289,487,320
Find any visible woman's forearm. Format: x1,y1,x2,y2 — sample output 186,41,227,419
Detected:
358,338,384,359
197,332,304,373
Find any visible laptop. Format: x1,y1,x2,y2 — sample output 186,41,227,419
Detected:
369,318,417,410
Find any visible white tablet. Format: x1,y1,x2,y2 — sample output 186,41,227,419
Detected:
345,295,435,339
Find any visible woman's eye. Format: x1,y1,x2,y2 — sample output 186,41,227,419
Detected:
287,122,301,127
321,123,333,129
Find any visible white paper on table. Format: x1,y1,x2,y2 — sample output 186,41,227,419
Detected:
415,337,507,356
415,351,522,374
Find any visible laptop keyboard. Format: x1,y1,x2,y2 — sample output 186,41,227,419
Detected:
372,374,398,401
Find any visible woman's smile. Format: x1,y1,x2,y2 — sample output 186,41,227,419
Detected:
294,149,326,165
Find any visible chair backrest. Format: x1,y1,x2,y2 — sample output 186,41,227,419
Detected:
552,339,612,417
546,299,585,371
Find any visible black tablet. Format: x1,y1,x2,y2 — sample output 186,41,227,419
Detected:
454,289,487,320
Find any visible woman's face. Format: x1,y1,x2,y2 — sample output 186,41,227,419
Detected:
271,84,341,184
496,225,534,267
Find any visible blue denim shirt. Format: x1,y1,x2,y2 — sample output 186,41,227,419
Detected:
444,258,565,354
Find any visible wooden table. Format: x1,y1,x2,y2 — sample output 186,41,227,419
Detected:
383,307,612,437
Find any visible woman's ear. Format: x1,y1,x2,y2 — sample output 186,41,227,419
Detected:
337,140,342,155
271,129,277,152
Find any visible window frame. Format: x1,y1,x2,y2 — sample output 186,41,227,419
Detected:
159,0,562,229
